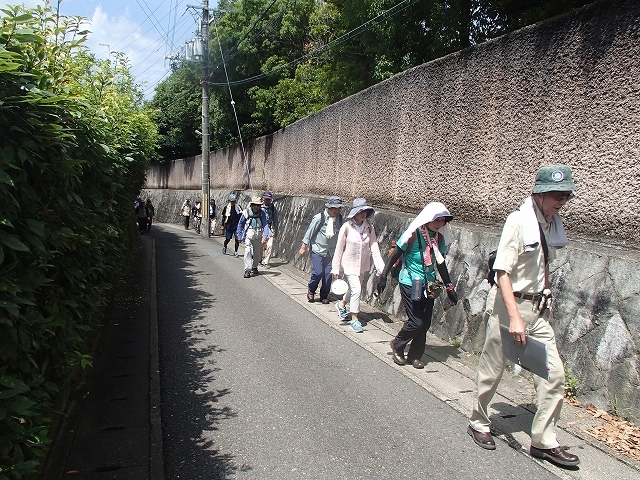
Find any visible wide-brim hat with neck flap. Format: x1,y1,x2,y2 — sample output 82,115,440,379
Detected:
249,196,263,206
347,198,374,219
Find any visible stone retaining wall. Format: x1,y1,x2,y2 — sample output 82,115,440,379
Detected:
142,188,640,424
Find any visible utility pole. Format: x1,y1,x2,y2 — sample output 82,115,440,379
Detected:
201,0,211,238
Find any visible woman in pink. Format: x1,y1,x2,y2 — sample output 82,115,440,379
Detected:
332,198,385,332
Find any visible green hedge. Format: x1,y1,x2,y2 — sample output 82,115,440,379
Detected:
0,6,153,478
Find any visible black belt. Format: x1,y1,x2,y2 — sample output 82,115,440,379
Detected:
513,291,542,301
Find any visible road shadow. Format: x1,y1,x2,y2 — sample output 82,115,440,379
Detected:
153,228,242,479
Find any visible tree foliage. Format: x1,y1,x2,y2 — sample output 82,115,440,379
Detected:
0,3,156,478
151,0,594,157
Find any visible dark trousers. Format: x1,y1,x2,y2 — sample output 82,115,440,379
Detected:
183,215,190,229
138,217,147,232
394,283,435,361
224,229,240,252
308,252,333,300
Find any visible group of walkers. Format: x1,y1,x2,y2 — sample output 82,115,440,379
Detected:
218,191,278,278
180,198,217,235
170,163,580,469
134,198,155,234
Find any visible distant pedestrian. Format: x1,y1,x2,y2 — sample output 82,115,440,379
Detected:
181,199,191,230
145,199,155,232
209,199,217,235
332,198,385,333
299,196,343,304
377,202,458,369
135,197,147,233
467,164,579,469
192,200,203,234
260,191,278,269
237,196,269,278
221,194,242,256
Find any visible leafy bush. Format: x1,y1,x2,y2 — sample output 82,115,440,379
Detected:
0,4,156,478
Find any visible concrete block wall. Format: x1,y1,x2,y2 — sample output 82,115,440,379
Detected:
142,188,640,423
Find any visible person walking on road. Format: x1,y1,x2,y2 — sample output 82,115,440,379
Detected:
332,198,385,333
377,202,458,369
181,199,191,230
237,196,269,278
467,164,580,469
221,194,242,256
299,196,344,304
135,197,147,233
145,199,155,232
209,199,217,236
260,191,278,269
192,200,203,234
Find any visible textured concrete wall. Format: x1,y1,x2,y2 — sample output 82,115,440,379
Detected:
146,0,640,245
142,188,640,424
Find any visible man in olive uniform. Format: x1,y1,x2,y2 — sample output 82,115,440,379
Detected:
468,165,580,468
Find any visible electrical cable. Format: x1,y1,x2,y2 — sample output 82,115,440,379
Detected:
211,11,253,194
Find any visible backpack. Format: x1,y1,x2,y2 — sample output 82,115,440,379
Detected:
487,250,497,286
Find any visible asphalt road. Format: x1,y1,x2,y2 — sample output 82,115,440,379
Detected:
154,224,560,480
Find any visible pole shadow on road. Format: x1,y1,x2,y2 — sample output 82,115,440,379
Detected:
154,228,242,479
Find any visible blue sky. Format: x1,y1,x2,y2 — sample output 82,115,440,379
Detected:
1,0,216,99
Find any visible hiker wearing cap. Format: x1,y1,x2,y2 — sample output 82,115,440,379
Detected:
221,193,242,256
181,199,191,230
260,191,278,269
377,202,458,369
331,198,385,333
237,196,270,278
299,196,344,304
467,164,580,468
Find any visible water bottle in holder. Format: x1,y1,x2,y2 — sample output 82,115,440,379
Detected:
411,278,424,301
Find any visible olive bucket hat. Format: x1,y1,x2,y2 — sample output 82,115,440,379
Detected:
532,164,576,194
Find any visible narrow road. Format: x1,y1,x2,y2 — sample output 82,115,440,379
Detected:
154,224,559,479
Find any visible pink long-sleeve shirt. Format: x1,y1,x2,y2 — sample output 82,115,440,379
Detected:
332,220,385,276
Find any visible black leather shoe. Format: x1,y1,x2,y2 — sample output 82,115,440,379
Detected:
467,426,496,450
408,358,425,369
530,446,580,467
390,339,406,365
252,267,259,275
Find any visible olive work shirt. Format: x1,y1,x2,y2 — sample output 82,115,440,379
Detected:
492,202,557,294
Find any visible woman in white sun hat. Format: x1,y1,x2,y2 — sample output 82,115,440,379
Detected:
331,198,385,333
377,202,458,369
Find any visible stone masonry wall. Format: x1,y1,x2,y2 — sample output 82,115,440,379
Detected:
142,188,640,424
